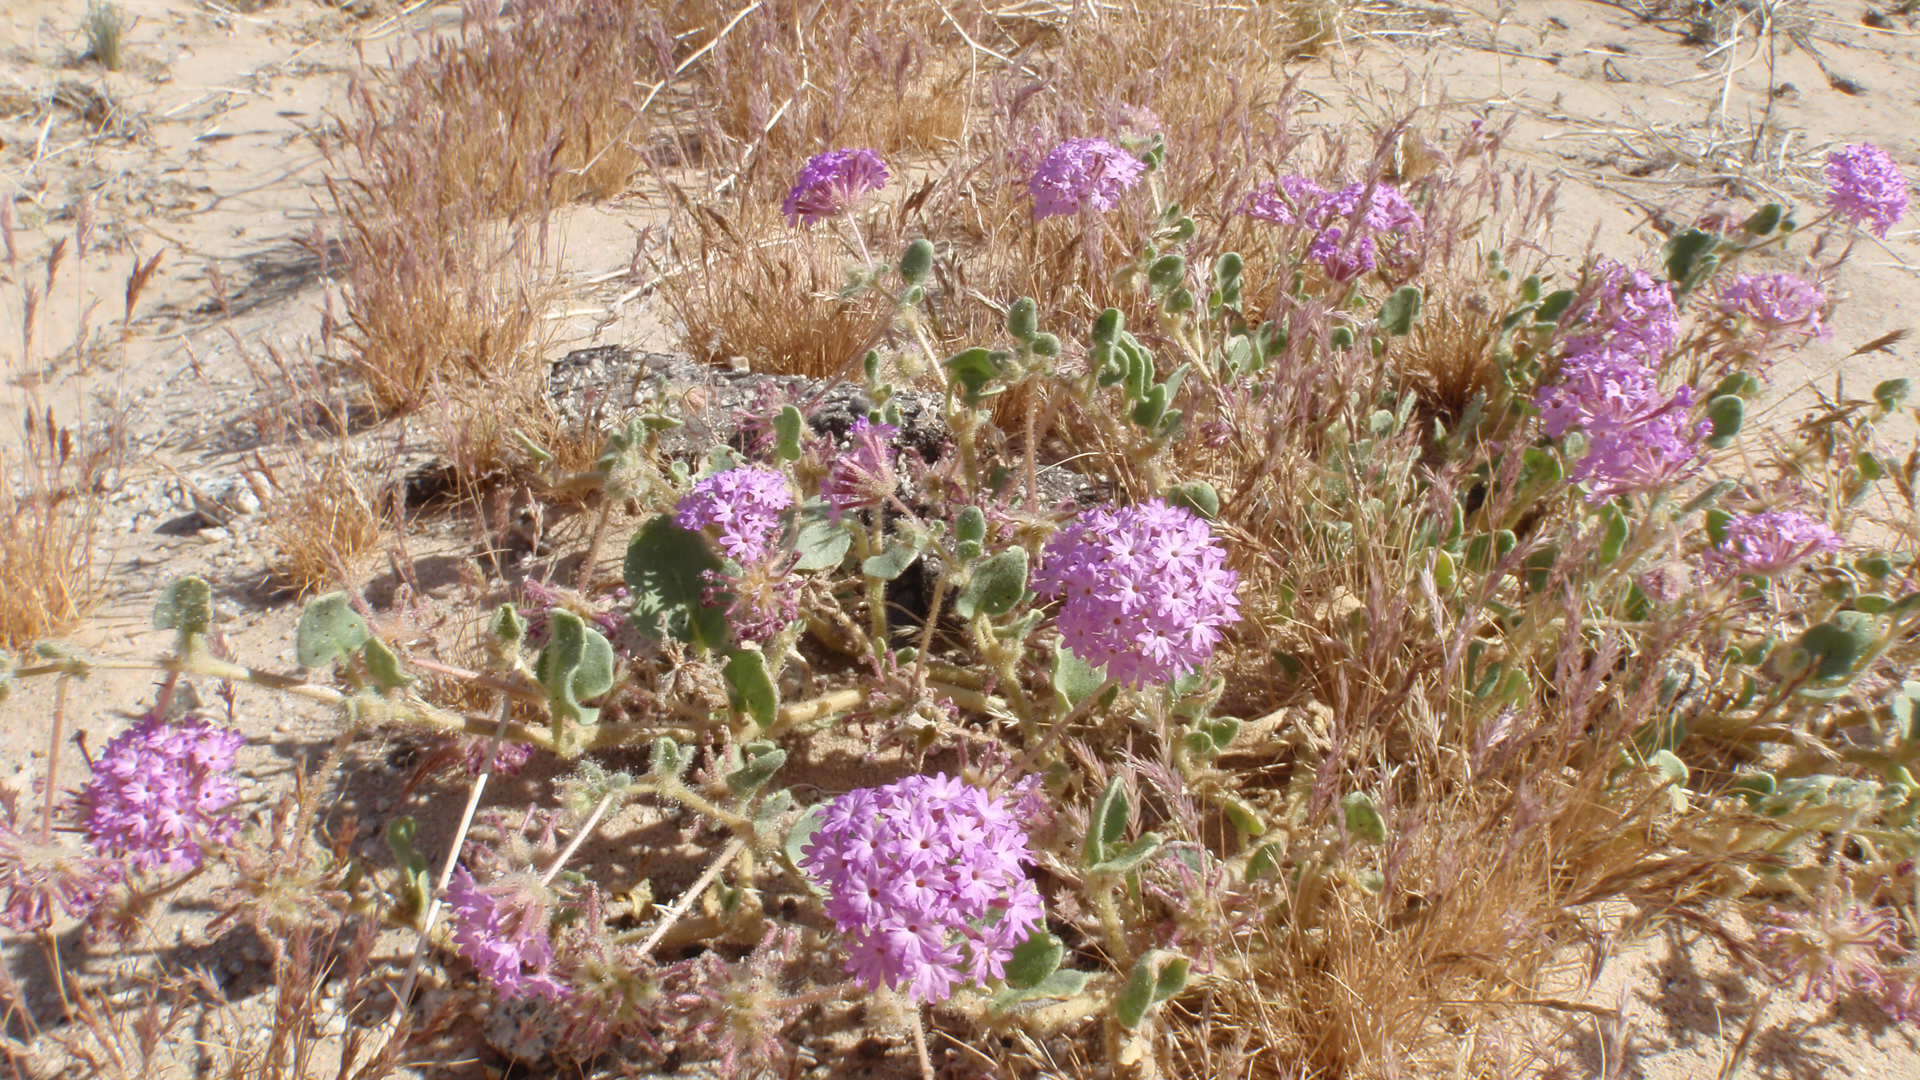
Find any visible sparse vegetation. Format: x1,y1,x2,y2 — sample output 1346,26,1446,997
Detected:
8,0,1920,1077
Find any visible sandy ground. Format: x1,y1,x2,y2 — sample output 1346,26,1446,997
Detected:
3,0,1920,1075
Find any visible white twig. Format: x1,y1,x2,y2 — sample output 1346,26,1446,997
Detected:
634,836,747,960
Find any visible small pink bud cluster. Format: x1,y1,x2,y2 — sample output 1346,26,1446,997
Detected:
82,715,246,874
675,466,794,566
1244,176,1423,280
1707,509,1842,576
784,148,890,226
1034,499,1240,687
1029,138,1147,219
1825,143,1910,238
802,774,1044,1003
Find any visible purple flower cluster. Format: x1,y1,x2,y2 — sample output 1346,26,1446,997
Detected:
1033,499,1240,687
0,790,118,932
1825,143,1910,238
1536,260,1705,501
801,774,1044,1003
821,417,901,518
1707,509,1842,576
783,148,890,226
446,866,568,1000
1029,138,1147,219
1719,272,1829,349
82,716,245,874
675,466,794,565
1245,176,1423,280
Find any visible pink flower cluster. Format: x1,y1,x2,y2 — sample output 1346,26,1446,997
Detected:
446,866,568,1000
1244,176,1423,280
1707,509,1842,576
1034,499,1240,687
1536,260,1705,501
675,466,794,566
802,773,1044,1003
1029,138,1147,219
1718,272,1829,352
1825,143,1910,238
784,148,890,226
821,417,900,518
82,715,245,874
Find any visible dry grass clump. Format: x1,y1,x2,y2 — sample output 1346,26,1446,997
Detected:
0,408,107,647
261,443,387,597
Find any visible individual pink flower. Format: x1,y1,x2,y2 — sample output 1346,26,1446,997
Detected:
1707,509,1842,575
1825,143,1910,237
1033,499,1241,686
81,715,245,874
1029,138,1147,219
801,774,1044,1003
783,149,890,225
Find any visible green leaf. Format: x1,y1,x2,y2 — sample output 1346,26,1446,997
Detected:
1115,950,1189,1028
1052,647,1107,710
1090,833,1163,874
1085,776,1131,867
723,646,779,731
1875,378,1912,412
785,804,827,890
1004,931,1064,989
1663,229,1718,287
153,577,213,636
1520,446,1563,491
725,740,787,796
1795,611,1881,681
955,547,1028,620
386,817,432,923
955,506,987,546
773,405,805,462
1092,307,1124,344
861,534,924,580
1598,504,1630,563
1536,289,1577,323
991,968,1092,1011
1218,794,1265,837
625,515,729,650
1706,508,1733,546
296,593,370,669
1433,548,1457,591
945,347,1007,404
649,736,689,780
1148,254,1187,292
362,636,410,692
535,611,617,734
793,516,852,572
1741,203,1784,235
1705,394,1745,447
1341,791,1388,845
1379,286,1423,336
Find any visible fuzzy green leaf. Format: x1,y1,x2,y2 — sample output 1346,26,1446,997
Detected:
625,515,729,650
153,577,213,636
724,646,780,731
296,593,370,669
955,547,1028,620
